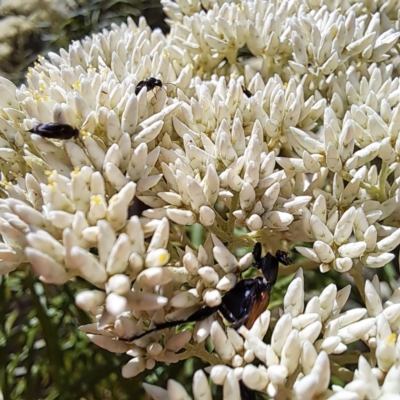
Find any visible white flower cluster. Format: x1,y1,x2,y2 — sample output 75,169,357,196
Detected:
0,0,399,397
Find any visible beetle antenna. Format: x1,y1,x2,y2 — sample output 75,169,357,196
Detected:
119,305,219,343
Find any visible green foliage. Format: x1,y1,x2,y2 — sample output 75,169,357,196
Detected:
0,271,211,399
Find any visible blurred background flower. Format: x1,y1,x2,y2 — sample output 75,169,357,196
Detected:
0,0,167,84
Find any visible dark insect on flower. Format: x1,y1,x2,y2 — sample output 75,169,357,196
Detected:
120,242,292,342
135,77,163,95
28,123,79,140
242,85,253,98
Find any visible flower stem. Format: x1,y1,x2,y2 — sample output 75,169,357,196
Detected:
175,342,222,366
348,261,366,303
377,161,389,202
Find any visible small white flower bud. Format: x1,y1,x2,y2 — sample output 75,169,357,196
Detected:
137,267,172,287
107,274,130,295
170,291,199,308
313,241,335,263
379,138,396,163
333,257,353,273
294,374,318,400
326,142,342,172
223,370,241,400
361,252,395,268
376,228,400,253
194,316,213,343
142,382,167,400
364,225,377,252
187,176,207,212
227,329,244,353
334,207,356,245
312,195,327,223
192,369,212,400
166,208,197,225
122,356,146,378
383,304,400,324
263,211,294,230
305,296,321,314
249,310,271,339
301,340,318,375
145,249,170,268
326,210,339,234
198,266,219,286
240,182,256,211
338,241,367,258
165,330,191,352
242,365,268,391
126,216,145,255
311,351,330,394
132,120,164,145
280,329,301,374
210,365,231,385
71,246,108,286
365,280,383,317
246,214,263,231
284,276,305,317
299,321,322,344
26,230,65,264
87,334,131,355
203,289,222,307
295,246,320,263
183,251,201,274
244,335,268,364
216,273,237,291
199,205,216,227
337,308,367,328
310,215,333,244
145,359,156,370
232,355,243,368
292,314,320,330
106,233,131,275
261,182,280,211
211,321,235,362
239,252,254,271
381,364,400,394
212,240,238,273
106,292,127,316
317,336,341,354
48,210,74,230
107,182,136,230
357,356,381,399
244,349,255,363
338,318,376,344
271,314,293,355
76,290,106,311
267,364,288,385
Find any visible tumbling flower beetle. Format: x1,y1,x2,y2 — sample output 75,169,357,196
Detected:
242,85,253,98
135,77,163,95
28,123,79,140
121,242,292,342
